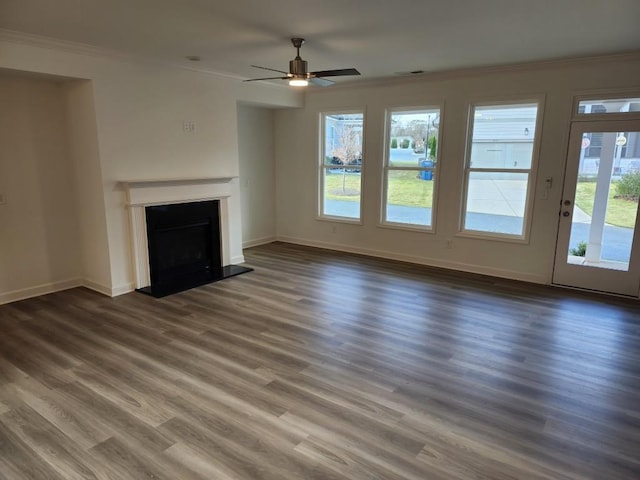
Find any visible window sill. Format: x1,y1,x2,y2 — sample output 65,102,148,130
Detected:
456,229,529,244
378,222,434,233
316,215,363,225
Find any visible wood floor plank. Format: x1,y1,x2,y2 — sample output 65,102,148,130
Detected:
0,378,114,451
0,420,65,480
281,410,448,480
0,405,108,480
0,242,639,479
88,436,178,480
56,382,175,453
158,413,348,480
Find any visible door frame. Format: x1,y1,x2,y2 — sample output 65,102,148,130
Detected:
553,118,640,296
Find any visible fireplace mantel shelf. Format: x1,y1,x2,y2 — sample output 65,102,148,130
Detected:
120,177,236,189
121,177,237,207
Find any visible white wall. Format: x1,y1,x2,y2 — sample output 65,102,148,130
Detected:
274,55,640,285
237,104,277,247
92,62,247,294
0,73,82,303
0,33,302,297
64,79,112,294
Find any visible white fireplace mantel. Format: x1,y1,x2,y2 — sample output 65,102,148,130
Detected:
121,177,235,206
120,177,238,289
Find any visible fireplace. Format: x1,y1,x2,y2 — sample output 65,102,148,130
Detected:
121,177,251,297
142,200,222,297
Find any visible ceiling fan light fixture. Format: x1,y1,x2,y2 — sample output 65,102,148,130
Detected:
289,78,308,87
245,38,360,87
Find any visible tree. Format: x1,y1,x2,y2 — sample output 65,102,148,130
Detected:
330,124,362,193
427,135,437,160
390,119,429,152
615,171,640,201
407,119,428,152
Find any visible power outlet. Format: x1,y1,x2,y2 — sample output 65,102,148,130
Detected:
331,225,337,234
446,238,453,249
183,121,196,133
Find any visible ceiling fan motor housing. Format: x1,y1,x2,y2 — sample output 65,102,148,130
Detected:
290,57,308,77
245,37,359,85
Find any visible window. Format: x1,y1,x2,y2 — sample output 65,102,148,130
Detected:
577,97,640,115
383,107,440,229
575,95,640,177
319,111,364,220
461,101,541,239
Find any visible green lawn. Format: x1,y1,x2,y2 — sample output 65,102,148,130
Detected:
324,172,362,202
575,182,638,228
325,170,434,206
325,174,638,228
386,170,434,207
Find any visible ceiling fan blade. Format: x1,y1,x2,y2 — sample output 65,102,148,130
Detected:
309,77,335,87
311,68,360,78
250,65,289,75
243,76,289,82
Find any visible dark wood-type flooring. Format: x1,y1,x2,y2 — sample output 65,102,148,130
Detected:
1,242,639,479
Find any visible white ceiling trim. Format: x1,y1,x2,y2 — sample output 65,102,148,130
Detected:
0,28,249,83
310,50,640,92
2,28,639,93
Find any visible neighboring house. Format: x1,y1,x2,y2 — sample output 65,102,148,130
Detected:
470,105,537,169
579,100,640,176
324,113,363,162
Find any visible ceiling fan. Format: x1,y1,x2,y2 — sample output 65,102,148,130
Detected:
244,38,360,87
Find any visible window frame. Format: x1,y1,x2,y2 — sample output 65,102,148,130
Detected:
459,96,545,242
317,109,366,223
573,92,640,122
380,105,443,232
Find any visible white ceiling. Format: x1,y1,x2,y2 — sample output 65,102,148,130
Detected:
2,0,640,85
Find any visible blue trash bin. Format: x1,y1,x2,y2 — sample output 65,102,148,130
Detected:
420,160,434,180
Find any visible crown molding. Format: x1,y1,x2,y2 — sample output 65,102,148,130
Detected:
0,28,135,60
0,28,274,85
309,50,640,93
4,28,637,94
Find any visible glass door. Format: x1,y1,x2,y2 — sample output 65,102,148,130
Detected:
553,119,640,296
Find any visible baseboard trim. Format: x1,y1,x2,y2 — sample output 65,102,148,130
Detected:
230,255,246,265
0,278,83,305
82,279,134,297
82,279,112,297
111,283,136,297
243,236,277,249
276,236,548,285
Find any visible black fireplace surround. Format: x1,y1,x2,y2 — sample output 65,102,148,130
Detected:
139,200,251,297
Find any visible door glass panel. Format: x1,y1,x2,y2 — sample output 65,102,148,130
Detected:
567,130,640,271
